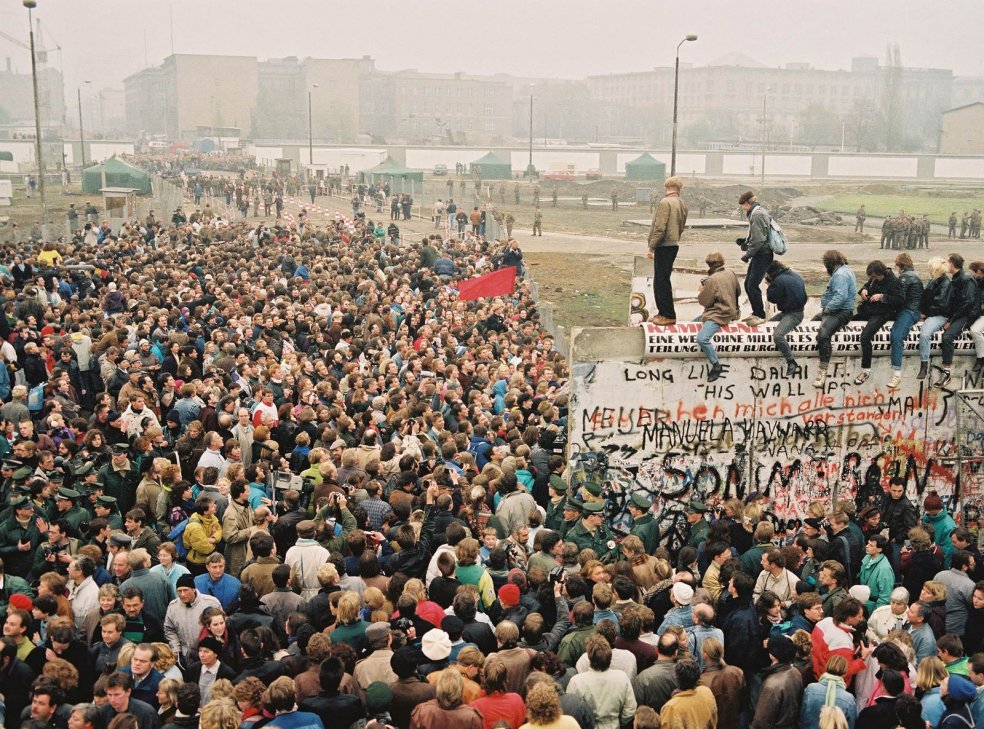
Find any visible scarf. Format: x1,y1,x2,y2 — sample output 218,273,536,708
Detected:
819,672,846,707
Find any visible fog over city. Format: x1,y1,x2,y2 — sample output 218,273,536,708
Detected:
0,0,980,92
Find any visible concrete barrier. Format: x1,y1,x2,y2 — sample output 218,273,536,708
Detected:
568,323,984,553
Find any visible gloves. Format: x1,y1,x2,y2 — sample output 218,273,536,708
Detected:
735,237,746,247
741,254,751,263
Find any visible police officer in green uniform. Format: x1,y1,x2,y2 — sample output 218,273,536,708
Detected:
566,501,619,563
93,494,123,531
51,488,88,539
686,500,710,548
545,473,568,532
628,492,660,555
99,444,138,515
559,497,583,540
0,495,44,578
0,458,23,498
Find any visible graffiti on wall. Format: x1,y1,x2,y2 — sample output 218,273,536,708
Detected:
570,352,984,553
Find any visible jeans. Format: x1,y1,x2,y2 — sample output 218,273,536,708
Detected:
771,310,804,363
919,315,948,362
815,309,854,364
942,317,969,365
890,308,921,369
652,246,679,319
859,313,892,369
745,251,774,319
696,320,722,365
972,315,984,358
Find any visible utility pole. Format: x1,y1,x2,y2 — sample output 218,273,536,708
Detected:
24,0,47,236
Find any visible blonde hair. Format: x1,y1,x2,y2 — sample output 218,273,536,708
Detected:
456,538,480,566
664,177,683,191
200,699,240,729
208,680,235,702
153,642,177,672
916,657,948,691
435,668,464,710
922,580,947,601
526,682,562,725
158,678,181,709
403,579,427,603
336,591,361,624
928,257,948,279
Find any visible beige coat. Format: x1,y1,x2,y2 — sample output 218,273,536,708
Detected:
648,193,689,250
698,266,741,325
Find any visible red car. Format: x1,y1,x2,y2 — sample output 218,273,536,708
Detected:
543,170,577,181
585,168,602,180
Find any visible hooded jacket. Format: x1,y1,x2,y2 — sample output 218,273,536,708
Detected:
698,263,741,326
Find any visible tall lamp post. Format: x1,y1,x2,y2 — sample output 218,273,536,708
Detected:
527,84,535,179
670,33,697,177
24,0,47,235
77,80,90,168
760,86,773,185
308,83,318,182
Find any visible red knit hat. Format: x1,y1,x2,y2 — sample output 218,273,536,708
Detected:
499,584,520,608
923,493,944,511
9,593,33,611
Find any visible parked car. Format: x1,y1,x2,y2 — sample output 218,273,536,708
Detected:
433,163,448,176
585,168,602,180
543,170,577,181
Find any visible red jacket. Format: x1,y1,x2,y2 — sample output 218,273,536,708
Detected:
810,617,866,684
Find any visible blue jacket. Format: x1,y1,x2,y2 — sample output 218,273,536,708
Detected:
194,573,242,611
266,711,325,729
922,686,946,727
924,510,958,567
821,264,858,313
766,268,808,313
859,553,896,614
800,675,857,729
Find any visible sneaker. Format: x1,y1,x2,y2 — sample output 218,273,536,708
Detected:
652,316,677,326
934,370,952,388
854,370,871,385
785,361,799,377
917,361,929,380
813,369,828,389
887,372,902,389
744,316,765,326
707,363,724,382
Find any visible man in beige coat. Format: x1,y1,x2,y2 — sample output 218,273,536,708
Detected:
696,251,740,382
648,177,689,325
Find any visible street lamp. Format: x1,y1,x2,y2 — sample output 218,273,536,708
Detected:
670,33,697,177
308,83,318,180
78,80,91,168
760,86,773,185
527,83,535,179
24,0,47,235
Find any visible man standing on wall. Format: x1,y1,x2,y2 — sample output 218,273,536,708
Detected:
736,191,772,327
647,177,689,326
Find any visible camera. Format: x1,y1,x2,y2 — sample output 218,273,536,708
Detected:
549,566,566,585
394,617,413,634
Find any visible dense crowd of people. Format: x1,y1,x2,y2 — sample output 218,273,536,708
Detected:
0,169,983,729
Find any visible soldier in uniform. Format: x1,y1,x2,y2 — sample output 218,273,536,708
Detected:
0,495,44,578
581,192,588,209
498,183,505,203
698,196,708,218
552,188,558,207
650,188,658,213
544,474,568,532
559,498,583,539
855,205,866,233
880,217,891,249
919,215,930,249
98,444,139,516
533,183,541,206
686,500,710,548
505,211,515,239
627,492,659,555
532,207,543,237
93,494,123,531
961,212,969,239
51,487,88,539
949,212,958,239
973,209,981,239
610,186,619,211
514,182,521,205
566,501,619,563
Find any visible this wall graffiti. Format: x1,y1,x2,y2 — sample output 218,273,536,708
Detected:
570,339,984,553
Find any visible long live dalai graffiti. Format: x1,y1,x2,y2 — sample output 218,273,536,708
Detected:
569,322,984,554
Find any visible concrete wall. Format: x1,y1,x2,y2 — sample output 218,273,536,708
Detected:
568,323,984,551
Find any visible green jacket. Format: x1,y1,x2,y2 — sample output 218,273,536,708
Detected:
630,514,660,555
314,506,357,555
58,506,90,539
687,518,709,548
98,462,139,513
545,496,566,532
0,573,34,614
739,542,773,575
0,516,44,577
566,519,618,563
557,624,595,669
859,553,896,615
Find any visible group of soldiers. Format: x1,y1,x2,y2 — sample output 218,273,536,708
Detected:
879,212,931,250
950,209,983,239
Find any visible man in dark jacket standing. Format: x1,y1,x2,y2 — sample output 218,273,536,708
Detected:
736,191,773,327
854,260,904,385
880,477,918,578
765,261,807,376
750,635,803,729
647,177,689,326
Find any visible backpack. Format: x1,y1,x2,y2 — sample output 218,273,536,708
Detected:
27,384,45,412
768,217,788,255
169,518,190,558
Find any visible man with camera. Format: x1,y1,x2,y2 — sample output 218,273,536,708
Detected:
735,191,773,327
32,518,79,578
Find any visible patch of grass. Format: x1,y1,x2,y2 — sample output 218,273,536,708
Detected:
818,193,975,226
526,252,629,328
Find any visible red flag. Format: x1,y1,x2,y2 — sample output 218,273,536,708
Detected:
456,267,516,301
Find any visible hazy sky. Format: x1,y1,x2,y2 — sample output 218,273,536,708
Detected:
0,0,981,95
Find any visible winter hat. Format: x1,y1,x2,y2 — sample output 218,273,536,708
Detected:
498,584,521,608
848,584,870,605
176,574,196,590
947,674,977,702
923,492,944,511
767,634,797,664
364,682,393,714
421,629,452,661
9,593,33,611
198,637,223,655
672,582,694,606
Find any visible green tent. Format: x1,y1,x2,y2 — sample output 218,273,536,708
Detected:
470,151,512,180
364,156,423,193
82,155,151,195
624,152,667,181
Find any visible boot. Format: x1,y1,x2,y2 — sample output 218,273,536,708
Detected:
917,361,928,380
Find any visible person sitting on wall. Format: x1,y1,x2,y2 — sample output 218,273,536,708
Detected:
765,260,808,377
813,250,858,390
695,251,741,383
